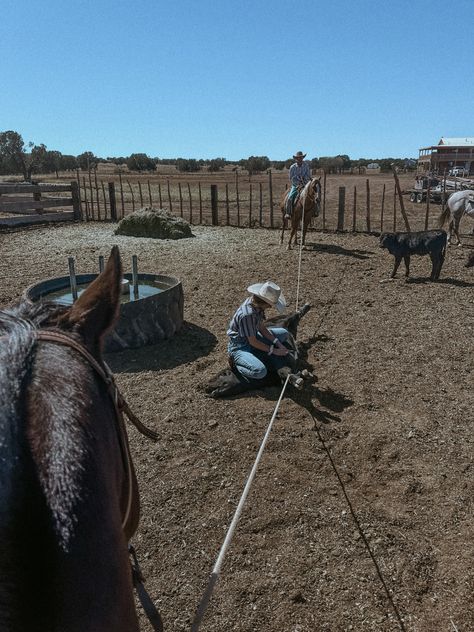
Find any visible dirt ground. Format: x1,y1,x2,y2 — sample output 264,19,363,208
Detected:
1,222,473,631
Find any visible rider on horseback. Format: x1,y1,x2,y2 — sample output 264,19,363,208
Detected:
285,151,311,220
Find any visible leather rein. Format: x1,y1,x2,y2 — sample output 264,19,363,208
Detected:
34,330,163,632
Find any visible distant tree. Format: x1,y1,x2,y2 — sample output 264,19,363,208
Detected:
240,156,270,176
0,130,47,181
107,156,128,165
207,157,226,172
60,155,78,171
41,150,63,176
77,151,97,171
126,153,155,172
336,154,352,172
309,157,320,170
272,161,287,170
176,158,201,173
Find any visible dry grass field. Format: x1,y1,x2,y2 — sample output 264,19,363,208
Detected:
0,219,473,631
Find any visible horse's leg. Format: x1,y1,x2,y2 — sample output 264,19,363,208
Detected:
280,216,286,245
288,220,297,250
454,215,462,246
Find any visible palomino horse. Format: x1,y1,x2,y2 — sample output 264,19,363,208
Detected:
280,177,321,249
0,247,160,632
438,189,474,246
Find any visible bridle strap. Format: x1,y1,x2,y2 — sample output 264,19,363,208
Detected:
34,329,163,629
34,330,158,535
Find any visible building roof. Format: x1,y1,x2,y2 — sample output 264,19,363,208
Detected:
438,137,474,146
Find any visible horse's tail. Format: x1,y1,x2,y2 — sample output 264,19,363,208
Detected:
438,204,451,228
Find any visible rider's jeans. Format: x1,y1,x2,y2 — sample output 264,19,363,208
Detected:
228,327,289,381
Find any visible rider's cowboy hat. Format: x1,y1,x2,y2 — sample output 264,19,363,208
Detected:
247,281,286,313
293,151,306,160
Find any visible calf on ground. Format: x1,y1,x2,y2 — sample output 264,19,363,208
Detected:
379,230,447,280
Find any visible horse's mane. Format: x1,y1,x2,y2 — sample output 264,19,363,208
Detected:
0,300,91,551
300,177,319,209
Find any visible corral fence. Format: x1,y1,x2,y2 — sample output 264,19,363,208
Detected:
0,181,82,229
76,168,446,235
0,170,445,234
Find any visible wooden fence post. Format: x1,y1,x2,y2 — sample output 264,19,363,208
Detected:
147,180,153,206
101,181,108,219
380,183,386,233
198,182,203,224
211,184,218,226
424,185,430,230
118,172,125,218
352,186,357,232
268,169,274,228
71,181,82,221
187,182,193,224
127,181,135,213
236,177,240,226
167,180,172,212
225,183,230,225
393,186,397,232
259,183,263,226
178,182,183,217
337,186,345,231
138,181,144,207
108,182,117,221
366,178,371,232
82,177,90,220
158,182,163,208
391,165,411,231
94,169,101,220
322,171,327,230
88,168,95,217
249,183,253,226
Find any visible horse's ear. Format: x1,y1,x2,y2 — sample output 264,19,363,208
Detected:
59,246,122,351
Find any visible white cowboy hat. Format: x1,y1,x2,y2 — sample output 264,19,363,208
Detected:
247,280,286,313
293,151,306,159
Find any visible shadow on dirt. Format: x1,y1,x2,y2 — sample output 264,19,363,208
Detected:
405,277,474,287
221,330,353,424
106,322,217,373
302,242,373,259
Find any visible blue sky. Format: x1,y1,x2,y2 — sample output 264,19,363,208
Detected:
1,0,472,160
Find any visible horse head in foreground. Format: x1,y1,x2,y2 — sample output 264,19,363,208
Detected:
205,303,312,398
438,189,474,246
280,177,321,249
0,247,148,632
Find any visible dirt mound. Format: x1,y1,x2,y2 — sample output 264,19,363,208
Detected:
114,207,194,239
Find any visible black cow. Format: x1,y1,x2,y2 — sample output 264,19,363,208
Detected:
204,303,312,398
380,230,447,281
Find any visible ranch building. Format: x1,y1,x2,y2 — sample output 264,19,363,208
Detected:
418,137,474,175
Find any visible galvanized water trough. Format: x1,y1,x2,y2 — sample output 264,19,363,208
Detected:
24,267,184,352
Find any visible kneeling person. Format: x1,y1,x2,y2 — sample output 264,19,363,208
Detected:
227,281,290,382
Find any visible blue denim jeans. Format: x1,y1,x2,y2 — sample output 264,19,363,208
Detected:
228,327,289,381
286,186,299,214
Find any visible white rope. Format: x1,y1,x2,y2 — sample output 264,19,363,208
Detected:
190,374,291,632
295,199,305,311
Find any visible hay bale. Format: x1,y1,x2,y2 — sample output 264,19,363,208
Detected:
114,207,194,239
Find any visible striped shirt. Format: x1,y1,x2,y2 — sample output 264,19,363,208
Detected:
227,298,265,343
289,161,311,187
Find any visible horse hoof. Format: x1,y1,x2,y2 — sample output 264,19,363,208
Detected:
301,369,313,380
